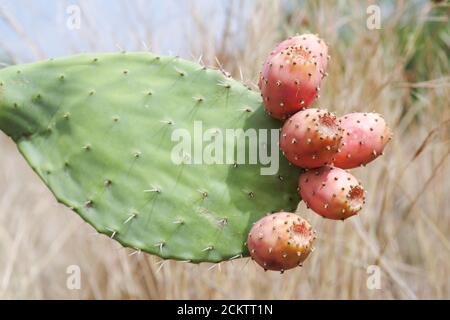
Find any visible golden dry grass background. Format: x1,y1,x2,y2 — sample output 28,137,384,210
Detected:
0,0,449,299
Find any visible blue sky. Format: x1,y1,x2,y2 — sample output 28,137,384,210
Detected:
0,0,418,65
0,0,254,63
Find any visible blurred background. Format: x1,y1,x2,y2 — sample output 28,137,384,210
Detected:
0,0,448,299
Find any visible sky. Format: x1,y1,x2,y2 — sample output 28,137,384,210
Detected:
0,0,254,63
0,0,419,65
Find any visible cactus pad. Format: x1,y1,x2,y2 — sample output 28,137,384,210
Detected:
0,53,301,263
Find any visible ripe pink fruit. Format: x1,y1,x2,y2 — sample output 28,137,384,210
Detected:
271,34,329,70
258,34,329,120
247,212,316,273
333,112,392,169
280,108,342,168
299,166,365,220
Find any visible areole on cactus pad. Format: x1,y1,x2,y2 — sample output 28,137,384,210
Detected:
0,52,302,263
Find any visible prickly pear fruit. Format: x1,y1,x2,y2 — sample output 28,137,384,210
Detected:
299,166,365,220
258,34,329,120
247,212,316,272
333,112,392,169
271,34,329,70
280,108,342,168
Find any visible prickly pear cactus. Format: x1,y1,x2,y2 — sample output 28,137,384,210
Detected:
0,52,301,263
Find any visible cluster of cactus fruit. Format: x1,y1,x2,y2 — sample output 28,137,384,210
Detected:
0,33,390,272
247,34,391,272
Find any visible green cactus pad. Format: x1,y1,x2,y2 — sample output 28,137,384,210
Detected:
0,53,301,263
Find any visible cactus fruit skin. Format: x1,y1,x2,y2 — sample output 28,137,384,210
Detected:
247,212,316,272
333,112,392,169
271,34,329,71
0,53,302,263
258,34,328,120
280,108,342,169
299,166,365,220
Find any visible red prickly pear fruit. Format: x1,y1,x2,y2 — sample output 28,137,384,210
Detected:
247,212,316,272
333,112,392,169
271,34,329,71
299,166,365,220
280,108,343,168
258,34,329,120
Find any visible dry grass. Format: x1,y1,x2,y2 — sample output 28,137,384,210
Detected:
0,0,449,299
